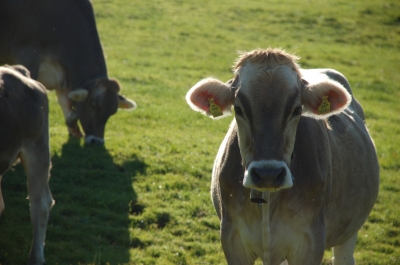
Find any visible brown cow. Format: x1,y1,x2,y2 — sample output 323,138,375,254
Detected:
0,0,136,144
0,65,54,265
186,48,379,264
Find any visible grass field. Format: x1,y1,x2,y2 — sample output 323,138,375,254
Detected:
0,0,399,264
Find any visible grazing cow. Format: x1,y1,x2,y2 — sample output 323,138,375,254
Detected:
0,65,54,265
186,48,379,264
0,0,137,144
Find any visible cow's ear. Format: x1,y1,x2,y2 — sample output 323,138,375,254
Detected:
186,77,235,119
118,94,137,110
106,78,120,93
68,88,88,102
301,77,351,119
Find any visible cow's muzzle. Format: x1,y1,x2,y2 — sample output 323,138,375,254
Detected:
243,160,293,192
66,109,79,128
85,135,105,145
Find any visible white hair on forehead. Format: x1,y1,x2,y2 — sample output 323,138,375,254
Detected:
233,48,301,75
232,48,302,94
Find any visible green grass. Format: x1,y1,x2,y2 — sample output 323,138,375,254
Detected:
0,0,399,264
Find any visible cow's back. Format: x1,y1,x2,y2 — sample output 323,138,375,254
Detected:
0,0,107,87
0,66,48,171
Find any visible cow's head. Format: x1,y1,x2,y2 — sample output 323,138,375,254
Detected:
186,48,351,192
67,78,136,144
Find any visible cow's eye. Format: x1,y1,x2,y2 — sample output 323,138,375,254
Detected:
234,106,243,116
292,106,302,117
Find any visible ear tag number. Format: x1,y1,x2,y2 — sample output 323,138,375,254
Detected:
318,96,331,115
208,98,223,118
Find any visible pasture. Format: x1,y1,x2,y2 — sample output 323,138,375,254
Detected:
0,0,399,264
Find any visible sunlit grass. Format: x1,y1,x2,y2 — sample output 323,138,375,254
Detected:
0,0,399,264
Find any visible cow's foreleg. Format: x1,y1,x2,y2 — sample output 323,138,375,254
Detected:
55,88,83,138
220,219,258,265
21,143,54,265
331,233,357,265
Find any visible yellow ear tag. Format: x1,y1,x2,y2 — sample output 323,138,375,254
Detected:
318,96,331,115
208,98,223,118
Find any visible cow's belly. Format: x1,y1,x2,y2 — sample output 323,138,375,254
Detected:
323,185,378,249
0,147,22,175
322,114,379,248
38,58,66,90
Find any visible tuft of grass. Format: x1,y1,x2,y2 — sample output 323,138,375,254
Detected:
0,0,399,264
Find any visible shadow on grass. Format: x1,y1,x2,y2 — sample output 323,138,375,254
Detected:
0,137,147,265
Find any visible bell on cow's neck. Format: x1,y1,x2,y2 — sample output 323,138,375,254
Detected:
250,189,268,204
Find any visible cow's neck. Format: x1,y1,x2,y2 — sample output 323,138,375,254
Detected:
249,189,271,262
261,191,271,263
77,75,107,90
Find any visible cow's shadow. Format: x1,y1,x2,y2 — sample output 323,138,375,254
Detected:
47,137,147,264
46,137,147,264
0,137,147,265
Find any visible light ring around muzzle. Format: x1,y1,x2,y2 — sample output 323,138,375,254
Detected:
66,109,79,128
243,160,294,192
85,135,105,145
248,154,296,203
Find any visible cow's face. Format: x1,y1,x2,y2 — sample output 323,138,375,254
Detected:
186,49,351,192
68,78,137,144
234,65,302,191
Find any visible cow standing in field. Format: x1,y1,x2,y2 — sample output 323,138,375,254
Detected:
0,65,54,265
186,48,379,264
0,0,137,144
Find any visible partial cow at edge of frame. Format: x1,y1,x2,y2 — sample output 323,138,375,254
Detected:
0,64,55,265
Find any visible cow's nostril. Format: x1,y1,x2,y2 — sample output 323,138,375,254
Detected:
275,167,286,185
251,166,286,187
251,168,262,184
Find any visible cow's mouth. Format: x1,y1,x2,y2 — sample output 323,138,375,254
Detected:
66,109,78,128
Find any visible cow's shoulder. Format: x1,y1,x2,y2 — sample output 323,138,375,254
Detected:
291,117,332,195
213,121,249,211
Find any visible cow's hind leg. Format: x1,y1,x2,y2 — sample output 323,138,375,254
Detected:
21,144,54,265
332,233,358,265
